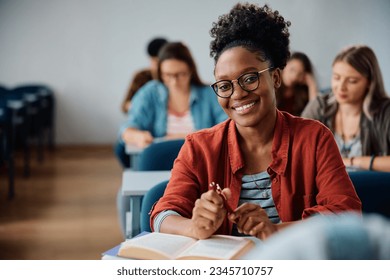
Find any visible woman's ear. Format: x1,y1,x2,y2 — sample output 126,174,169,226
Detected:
272,68,282,89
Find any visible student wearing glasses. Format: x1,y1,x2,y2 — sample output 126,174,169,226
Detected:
151,3,361,240
116,41,227,168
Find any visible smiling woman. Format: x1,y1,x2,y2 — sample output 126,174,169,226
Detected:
150,3,361,241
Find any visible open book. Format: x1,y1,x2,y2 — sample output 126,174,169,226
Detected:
117,232,254,260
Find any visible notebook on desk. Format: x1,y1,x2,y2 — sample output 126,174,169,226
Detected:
102,232,262,260
102,232,150,260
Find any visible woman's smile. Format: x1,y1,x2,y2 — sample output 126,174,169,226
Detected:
232,101,257,114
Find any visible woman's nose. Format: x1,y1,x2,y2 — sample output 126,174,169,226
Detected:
339,79,348,91
230,81,249,99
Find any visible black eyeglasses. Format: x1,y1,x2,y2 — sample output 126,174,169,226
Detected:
210,67,273,98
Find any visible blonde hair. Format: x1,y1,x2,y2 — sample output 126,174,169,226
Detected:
332,45,388,120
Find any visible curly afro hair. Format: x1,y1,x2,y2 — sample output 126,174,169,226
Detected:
210,3,291,69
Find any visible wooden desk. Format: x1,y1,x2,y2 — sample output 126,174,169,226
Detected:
122,170,171,238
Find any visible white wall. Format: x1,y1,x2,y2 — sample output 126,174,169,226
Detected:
0,0,389,144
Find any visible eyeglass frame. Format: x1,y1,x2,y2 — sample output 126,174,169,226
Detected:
210,67,273,98
161,71,191,80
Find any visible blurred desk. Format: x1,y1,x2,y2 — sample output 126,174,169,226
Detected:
122,170,171,238
125,138,167,170
125,144,143,170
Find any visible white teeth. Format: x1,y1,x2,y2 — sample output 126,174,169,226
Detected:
235,102,255,112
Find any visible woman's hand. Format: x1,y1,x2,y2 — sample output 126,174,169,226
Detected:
304,73,318,100
228,203,277,240
342,157,352,167
190,189,227,239
133,131,154,148
122,128,153,148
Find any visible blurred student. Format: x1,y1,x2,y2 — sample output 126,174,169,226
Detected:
302,45,390,172
150,3,361,241
115,41,227,168
121,37,168,114
257,212,390,259
276,52,318,115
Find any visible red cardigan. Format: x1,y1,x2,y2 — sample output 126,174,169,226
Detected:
151,110,362,234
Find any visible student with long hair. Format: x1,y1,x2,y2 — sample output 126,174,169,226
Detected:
302,45,390,172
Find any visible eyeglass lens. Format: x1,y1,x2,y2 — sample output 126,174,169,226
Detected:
213,72,260,98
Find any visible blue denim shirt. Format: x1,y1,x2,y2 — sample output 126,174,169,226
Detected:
119,80,227,141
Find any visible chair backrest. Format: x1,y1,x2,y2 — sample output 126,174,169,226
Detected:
140,180,169,232
349,171,390,218
12,84,54,96
0,87,9,120
137,139,185,171
12,84,55,124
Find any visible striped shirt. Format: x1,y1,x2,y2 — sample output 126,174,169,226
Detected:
232,171,280,236
166,109,194,136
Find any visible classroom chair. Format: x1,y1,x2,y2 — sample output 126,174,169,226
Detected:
137,139,185,170
140,180,169,232
12,84,56,160
0,86,16,198
348,171,390,218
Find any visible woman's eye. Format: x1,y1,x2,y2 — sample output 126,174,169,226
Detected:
218,83,232,92
242,75,258,84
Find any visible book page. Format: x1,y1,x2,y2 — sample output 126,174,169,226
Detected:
177,235,254,260
118,232,196,259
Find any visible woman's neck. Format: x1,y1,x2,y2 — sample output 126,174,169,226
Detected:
235,109,277,174
338,102,362,117
336,103,362,142
168,87,191,114
241,126,274,150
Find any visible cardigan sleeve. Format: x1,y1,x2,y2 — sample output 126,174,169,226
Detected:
303,126,362,217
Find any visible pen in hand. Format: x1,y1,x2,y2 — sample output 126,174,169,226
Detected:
209,182,234,214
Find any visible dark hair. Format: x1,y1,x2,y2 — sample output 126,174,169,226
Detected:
157,42,204,86
147,37,168,57
210,3,290,69
290,52,313,74
121,69,153,113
